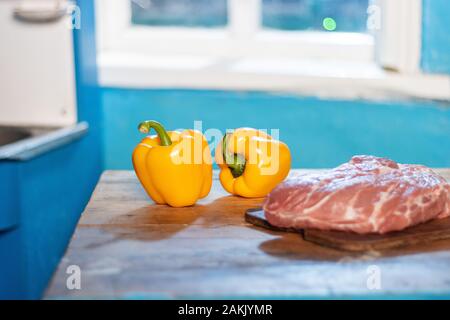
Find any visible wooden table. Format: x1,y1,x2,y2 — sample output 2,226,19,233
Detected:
46,170,450,299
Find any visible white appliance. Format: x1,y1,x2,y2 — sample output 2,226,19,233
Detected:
0,0,77,127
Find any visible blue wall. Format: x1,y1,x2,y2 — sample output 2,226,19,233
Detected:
421,0,450,74
101,1,450,170
102,89,450,170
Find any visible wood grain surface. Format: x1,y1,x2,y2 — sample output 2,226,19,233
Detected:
45,169,450,299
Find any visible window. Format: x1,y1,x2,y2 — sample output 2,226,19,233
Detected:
131,0,228,28
130,0,369,32
97,0,374,61
262,0,369,32
96,0,450,100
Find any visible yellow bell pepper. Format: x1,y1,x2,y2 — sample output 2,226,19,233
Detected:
132,120,212,207
215,128,291,198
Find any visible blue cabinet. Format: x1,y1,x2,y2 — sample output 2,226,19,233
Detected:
0,124,100,299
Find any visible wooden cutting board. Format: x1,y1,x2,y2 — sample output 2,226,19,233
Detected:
246,208,450,252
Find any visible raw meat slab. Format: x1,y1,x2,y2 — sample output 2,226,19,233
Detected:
245,208,450,252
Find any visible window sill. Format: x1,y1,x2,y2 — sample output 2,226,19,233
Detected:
98,52,450,101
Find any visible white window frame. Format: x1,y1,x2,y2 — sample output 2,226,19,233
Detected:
96,0,373,60
96,0,450,100
373,0,422,74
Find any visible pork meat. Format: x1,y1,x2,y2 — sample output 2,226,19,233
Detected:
263,155,450,234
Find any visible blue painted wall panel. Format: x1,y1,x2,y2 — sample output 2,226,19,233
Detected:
73,0,103,170
102,89,450,170
421,0,450,74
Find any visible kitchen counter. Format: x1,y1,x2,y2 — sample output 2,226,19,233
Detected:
46,169,450,299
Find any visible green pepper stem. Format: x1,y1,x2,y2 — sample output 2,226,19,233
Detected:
222,133,246,178
138,120,172,146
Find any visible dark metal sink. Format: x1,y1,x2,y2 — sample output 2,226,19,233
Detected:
0,122,88,161
0,127,33,147
0,126,59,146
